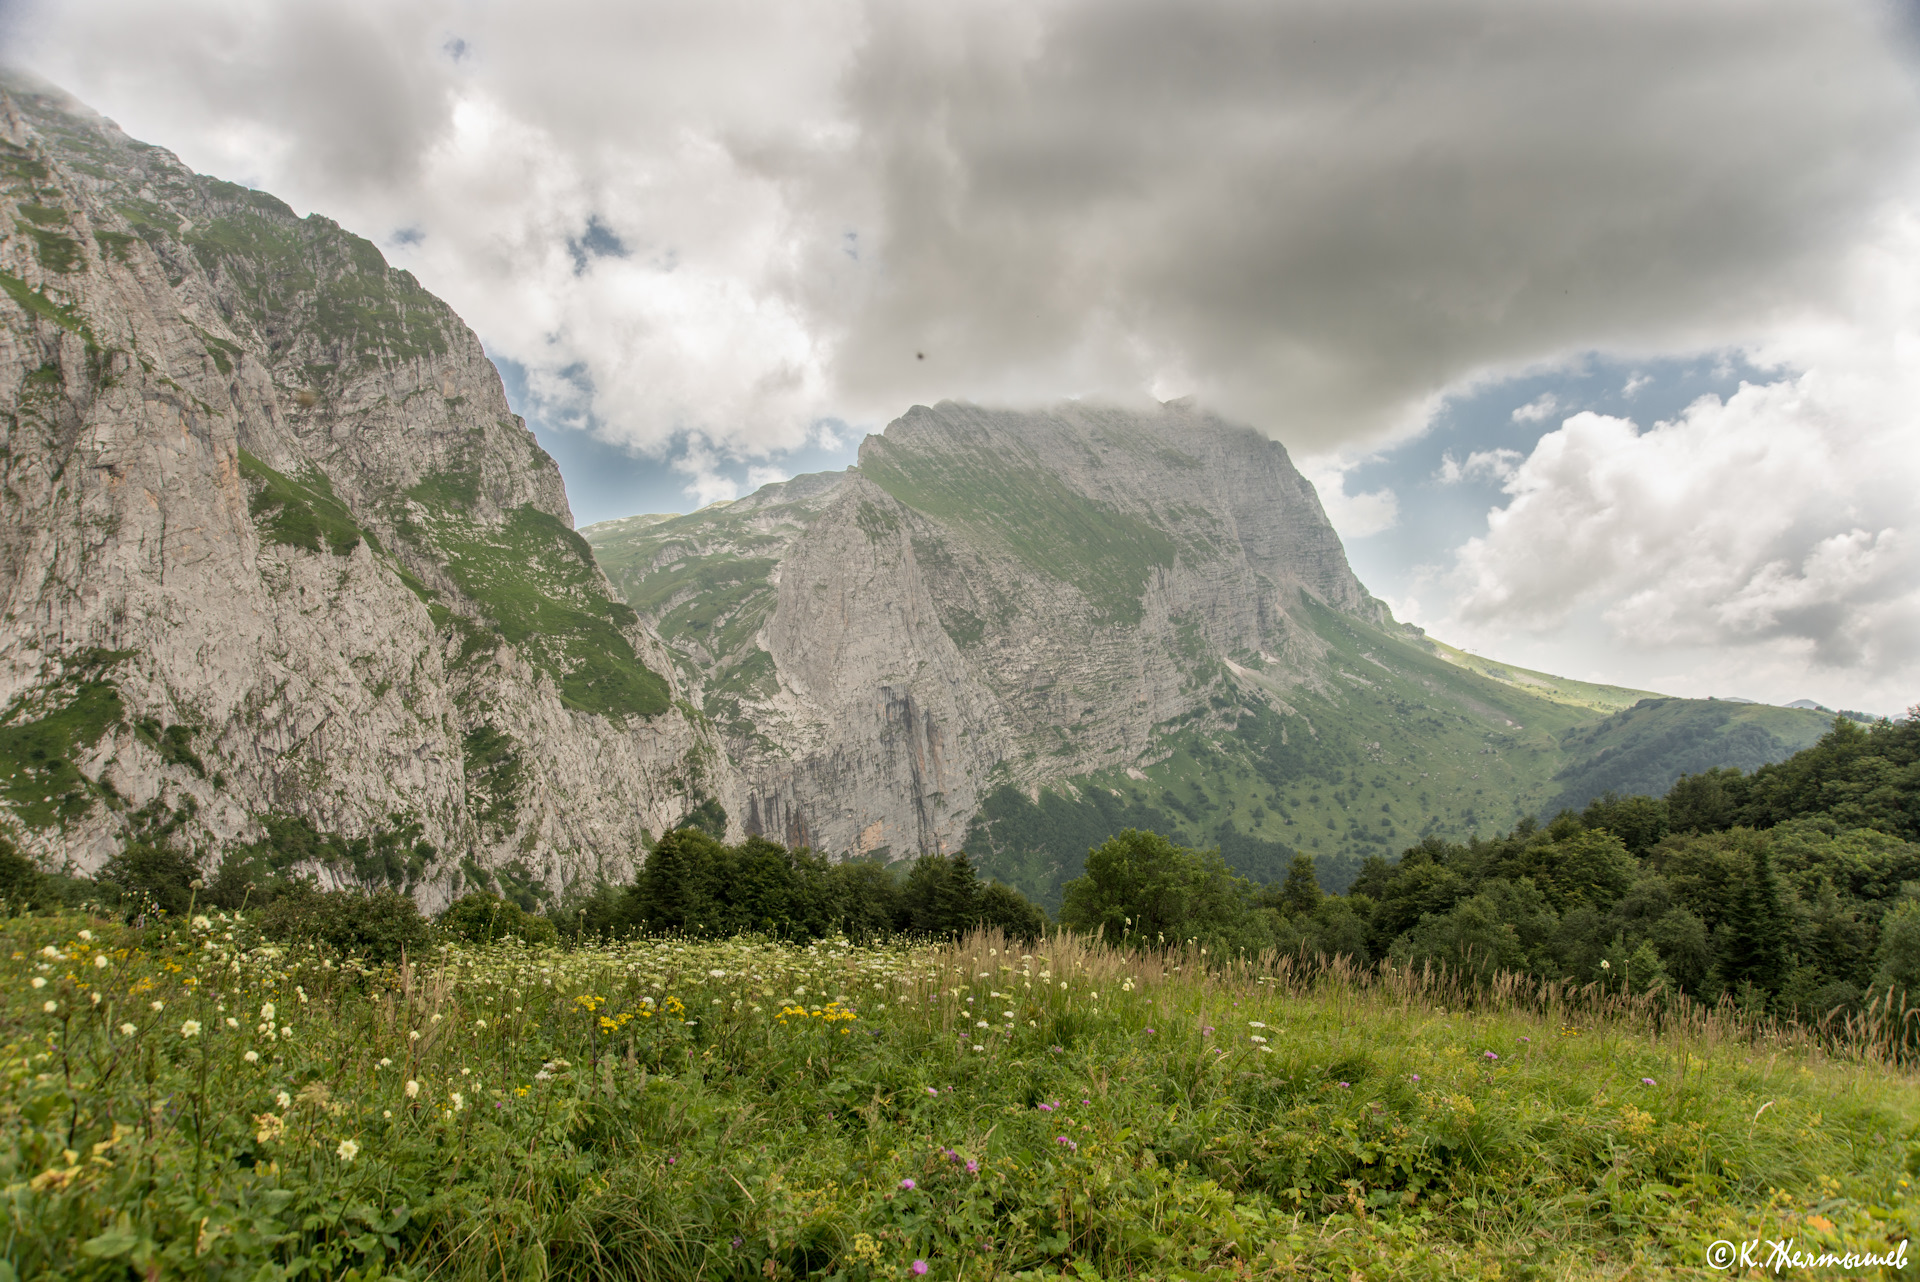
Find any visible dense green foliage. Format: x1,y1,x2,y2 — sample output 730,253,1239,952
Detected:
568,830,1046,945
437,891,558,947
4,918,1915,1279
1058,714,1920,1030
253,886,432,964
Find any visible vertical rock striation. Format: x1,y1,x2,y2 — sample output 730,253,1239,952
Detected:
0,74,723,902
590,398,1389,857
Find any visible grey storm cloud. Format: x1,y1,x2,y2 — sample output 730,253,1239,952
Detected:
8,0,1920,455
825,0,1920,447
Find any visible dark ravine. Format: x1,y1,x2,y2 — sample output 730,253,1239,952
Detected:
1,74,1833,904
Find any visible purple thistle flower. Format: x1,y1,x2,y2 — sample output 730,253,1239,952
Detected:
912,1262,929,1276
899,1178,916,1190
1641,1077,1656,1086
966,1159,979,1174
1483,1051,1498,1061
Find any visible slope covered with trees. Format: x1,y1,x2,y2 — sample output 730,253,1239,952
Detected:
1055,712,1920,1024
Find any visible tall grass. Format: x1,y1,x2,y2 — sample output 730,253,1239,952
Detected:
3,914,1915,1280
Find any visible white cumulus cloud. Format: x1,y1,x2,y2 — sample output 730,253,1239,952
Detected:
1433,212,1920,706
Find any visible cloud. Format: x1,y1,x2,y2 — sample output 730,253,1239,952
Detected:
7,0,1918,465
1510,393,1559,423
1434,210,1920,701
1301,460,1399,539
1435,448,1523,486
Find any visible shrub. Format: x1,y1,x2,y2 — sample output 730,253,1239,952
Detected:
438,891,558,945
97,840,202,917
255,885,429,964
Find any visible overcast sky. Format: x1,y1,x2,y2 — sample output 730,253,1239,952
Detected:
6,0,1919,712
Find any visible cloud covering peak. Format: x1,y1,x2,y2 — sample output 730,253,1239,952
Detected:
10,0,1917,459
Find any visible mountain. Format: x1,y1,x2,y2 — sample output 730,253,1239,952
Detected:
0,74,727,904
2,74,1834,910
588,401,1813,905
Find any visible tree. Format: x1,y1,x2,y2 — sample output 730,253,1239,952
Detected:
1058,829,1261,949
1279,852,1322,916
1717,844,1787,993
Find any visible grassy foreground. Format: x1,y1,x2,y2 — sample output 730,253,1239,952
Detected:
2,915,1916,1280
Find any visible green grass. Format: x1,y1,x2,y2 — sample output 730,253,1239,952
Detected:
861,435,1177,625
237,450,377,558
425,505,671,719
3,918,1914,1279
0,675,126,830
0,270,93,344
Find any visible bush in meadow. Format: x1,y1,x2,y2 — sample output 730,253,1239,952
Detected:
437,889,559,945
256,883,431,962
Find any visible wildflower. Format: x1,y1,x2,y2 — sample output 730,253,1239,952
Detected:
150,1001,163,1012
118,1022,135,1036
1338,1082,1350,1089
260,1002,275,1022
975,1020,989,1028
405,1080,420,1098
912,1262,929,1276
42,1000,57,1014
966,1159,979,1174
927,1087,938,1096
244,1051,259,1063
225,1017,238,1028
899,1178,916,1190
336,1138,360,1162
1411,1074,1421,1082
384,1110,393,1119
93,955,108,970
90,992,101,1006
192,915,211,930
1519,1037,1531,1044
1250,1034,1268,1044
1248,1021,1266,1028
378,1057,392,1068
276,1091,293,1109
1201,1026,1214,1035
1145,1028,1155,1035
30,977,44,989
409,1031,421,1041
280,1026,292,1039
78,930,92,941
1600,960,1611,971
451,1091,465,1112
1641,1077,1657,1086
474,1019,487,1029
1483,1051,1498,1061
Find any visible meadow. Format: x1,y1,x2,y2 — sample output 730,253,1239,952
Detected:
3,910,1916,1280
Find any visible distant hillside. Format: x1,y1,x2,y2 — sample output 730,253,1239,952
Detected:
1546,697,1835,815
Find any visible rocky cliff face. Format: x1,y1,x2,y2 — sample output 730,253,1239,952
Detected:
0,75,724,903
589,399,1390,858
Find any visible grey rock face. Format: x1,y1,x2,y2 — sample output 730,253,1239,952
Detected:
591,398,1386,857
0,75,721,901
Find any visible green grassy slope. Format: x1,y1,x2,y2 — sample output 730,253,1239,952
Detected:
966,596,1633,905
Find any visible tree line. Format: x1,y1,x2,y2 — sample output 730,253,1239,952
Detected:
1052,712,1920,1020
6,711,1914,1022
